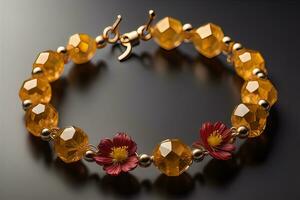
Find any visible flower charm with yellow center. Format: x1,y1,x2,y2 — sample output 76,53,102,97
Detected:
93,133,138,176
193,122,235,160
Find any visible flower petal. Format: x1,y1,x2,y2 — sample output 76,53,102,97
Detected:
127,140,137,156
94,156,113,165
220,144,236,152
113,132,132,147
121,155,138,172
98,138,113,156
210,150,232,160
104,164,122,176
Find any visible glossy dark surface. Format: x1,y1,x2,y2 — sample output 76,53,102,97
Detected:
1,0,300,199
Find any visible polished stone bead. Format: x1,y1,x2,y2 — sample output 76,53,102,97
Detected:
67,33,97,64
232,49,267,80
152,139,192,176
25,103,58,136
19,77,51,105
241,79,278,106
32,51,64,82
191,23,224,58
151,17,184,50
54,126,89,163
231,103,268,138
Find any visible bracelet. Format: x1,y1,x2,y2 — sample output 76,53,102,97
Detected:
19,10,278,177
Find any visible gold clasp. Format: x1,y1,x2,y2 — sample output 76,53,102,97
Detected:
118,10,156,61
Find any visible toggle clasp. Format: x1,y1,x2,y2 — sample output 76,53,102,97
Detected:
118,10,156,61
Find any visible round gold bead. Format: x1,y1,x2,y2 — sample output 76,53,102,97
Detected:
138,154,153,168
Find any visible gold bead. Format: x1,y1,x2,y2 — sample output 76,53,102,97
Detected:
138,154,153,168
25,103,58,137
67,33,97,64
95,35,107,48
191,23,224,58
241,78,278,107
151,17,184,50
231,103,268,138
54,126,89,163
19,77,52,105
232,48,267,80
152,139,192,176
32,51,65,82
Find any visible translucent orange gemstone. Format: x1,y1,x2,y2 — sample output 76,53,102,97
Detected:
67,33,97,64
54,126,89,163
19,77,51,104
25,103,58,136
32,51,64,82
231,103,268,138
151,17,184,50
191,23,224,58
152,139,192,176
232,49,267,80
241,79,278,106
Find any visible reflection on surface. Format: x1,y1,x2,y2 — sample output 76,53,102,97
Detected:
26,47,279,197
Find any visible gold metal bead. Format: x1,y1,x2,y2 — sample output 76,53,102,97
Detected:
32,67,43,75
41,128,52,141
257,72,267,79
95,35,107,48
237,126,249,138
258,99,271,111
138,154,153,168
84,150,96,162
22,99,32,111
57,46,67,54
232,43,243,51
183,23,193,32
192,148,206,162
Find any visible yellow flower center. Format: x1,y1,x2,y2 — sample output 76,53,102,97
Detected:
110,146,128,163
207,131,223,147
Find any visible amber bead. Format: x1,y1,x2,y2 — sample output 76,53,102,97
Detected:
25,103,58,136
191,23,224,58
152,139,192,176
232,49,267,80
231,103,268,138
67,33,97,64
19,77,51,105
54,126,89,163
32,51,64,82
151,17,184,50
241,79,278,106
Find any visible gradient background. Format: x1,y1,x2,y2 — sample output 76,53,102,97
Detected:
1,0,300,199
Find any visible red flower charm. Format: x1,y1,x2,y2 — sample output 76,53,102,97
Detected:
94,133,138,176
193,122,235,160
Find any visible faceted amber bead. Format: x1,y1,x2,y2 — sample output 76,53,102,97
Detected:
54,126,89,163
32,51,64,82
19,77,51,104
25,103,58,136
151,17,184,50
231,103,268,138
152,139,192,176
241,79,278,106
67,33,97,64
191,23,224,58
232,49,267,80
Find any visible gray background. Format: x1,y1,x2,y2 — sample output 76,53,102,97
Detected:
1,0,300,199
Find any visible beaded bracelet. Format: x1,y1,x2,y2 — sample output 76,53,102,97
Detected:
19,10,277,177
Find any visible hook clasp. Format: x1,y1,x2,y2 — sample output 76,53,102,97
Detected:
118,10,156,61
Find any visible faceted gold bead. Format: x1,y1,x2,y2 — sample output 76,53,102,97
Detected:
231,103,268,138
54,126,89,163
241,79,278,106
32,51,64,82
67,33,97,64
152,139,192,176
151,17,184,50
232,49,267,80
19,77,52,105
25,103,58,136
191,23,224,58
